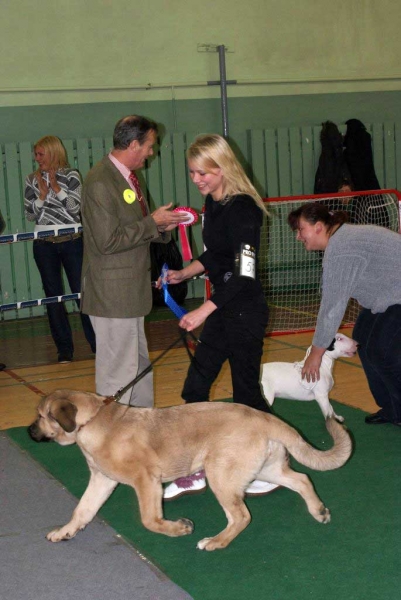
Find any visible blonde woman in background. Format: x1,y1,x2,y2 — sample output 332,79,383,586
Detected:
24,136,95,363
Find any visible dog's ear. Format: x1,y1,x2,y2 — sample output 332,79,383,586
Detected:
49,399,78,433
326,338,336,352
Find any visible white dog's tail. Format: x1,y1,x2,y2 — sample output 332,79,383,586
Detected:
271,417,352,471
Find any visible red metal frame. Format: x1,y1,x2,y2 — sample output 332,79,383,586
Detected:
264,188,401,203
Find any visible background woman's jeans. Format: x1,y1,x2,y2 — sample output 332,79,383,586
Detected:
33,237,95,356
353,305,401,422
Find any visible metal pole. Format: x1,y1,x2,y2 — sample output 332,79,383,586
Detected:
217,45,229,138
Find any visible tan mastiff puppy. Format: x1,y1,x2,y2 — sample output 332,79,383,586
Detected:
29,389,352,551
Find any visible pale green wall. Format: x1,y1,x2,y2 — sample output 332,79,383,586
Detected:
1,1,401,142
1,0,401,109
2,91,401,143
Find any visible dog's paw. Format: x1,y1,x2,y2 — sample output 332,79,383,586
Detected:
316,506,331,524
46,526,78,542
197,537,214,551
177,518,194,535
197,536,228,551
335,414,345,423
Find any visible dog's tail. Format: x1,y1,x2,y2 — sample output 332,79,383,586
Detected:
273,417,352,471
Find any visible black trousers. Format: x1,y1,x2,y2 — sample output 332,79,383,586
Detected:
182,306,271,413
353,305,401,423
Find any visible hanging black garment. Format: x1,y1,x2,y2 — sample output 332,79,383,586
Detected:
314,121,352,194
343,119,380,191
343,119,389,227
150,238,188,307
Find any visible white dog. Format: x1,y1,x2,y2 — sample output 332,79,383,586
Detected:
261,333,358,422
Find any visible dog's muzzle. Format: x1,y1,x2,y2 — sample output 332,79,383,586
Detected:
28,421,50,443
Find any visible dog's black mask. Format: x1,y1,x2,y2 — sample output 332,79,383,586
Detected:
326,338,336,352
28,422,51,443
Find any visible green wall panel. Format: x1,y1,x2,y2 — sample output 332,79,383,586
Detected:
2,90,401,146
1,114,400,321
301,126,314,193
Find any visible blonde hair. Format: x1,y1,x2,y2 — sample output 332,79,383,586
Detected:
187,134,268,215
34,136,69,173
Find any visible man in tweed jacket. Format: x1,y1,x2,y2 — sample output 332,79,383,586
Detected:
81,115,186,406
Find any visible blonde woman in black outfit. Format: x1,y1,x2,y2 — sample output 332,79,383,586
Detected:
162,134,279,500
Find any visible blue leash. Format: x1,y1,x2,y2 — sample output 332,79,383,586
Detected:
160,263,188,319
160,262,198,353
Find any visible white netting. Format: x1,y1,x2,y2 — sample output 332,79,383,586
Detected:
260,190,401,335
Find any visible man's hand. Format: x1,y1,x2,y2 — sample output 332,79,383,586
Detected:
152,203,189,230
301,345,325,383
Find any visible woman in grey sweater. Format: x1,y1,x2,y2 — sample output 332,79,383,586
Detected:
288,202,401,427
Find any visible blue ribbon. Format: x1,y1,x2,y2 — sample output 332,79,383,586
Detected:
161,263,187,319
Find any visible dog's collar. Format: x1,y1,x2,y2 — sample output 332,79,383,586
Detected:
76,396,116,433
103,396,117,406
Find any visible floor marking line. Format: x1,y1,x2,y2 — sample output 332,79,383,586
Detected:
4,369,46,397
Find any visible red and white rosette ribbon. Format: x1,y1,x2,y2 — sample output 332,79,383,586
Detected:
173,206,198,260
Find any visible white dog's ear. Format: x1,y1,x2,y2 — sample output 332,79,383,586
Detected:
50,399,78,433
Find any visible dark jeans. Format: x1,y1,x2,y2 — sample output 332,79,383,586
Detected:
33,237,96,356
182,306,271,413
353,305,401,422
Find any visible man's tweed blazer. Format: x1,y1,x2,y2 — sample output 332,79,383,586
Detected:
81,156,169,318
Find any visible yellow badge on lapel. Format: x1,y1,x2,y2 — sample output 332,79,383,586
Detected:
123,189,136,204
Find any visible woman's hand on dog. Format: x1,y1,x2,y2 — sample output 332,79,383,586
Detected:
302,346,325,382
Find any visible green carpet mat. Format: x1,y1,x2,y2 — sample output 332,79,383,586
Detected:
7,400,401,600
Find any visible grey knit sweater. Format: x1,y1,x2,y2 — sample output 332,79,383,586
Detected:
313,223,401,348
